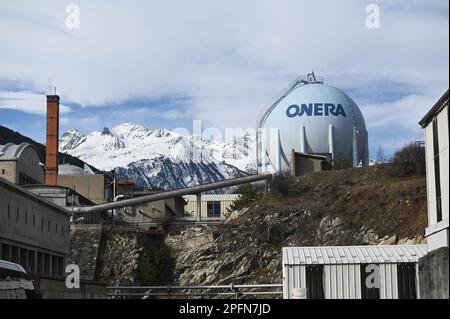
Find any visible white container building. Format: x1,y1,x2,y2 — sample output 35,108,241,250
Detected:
283,245,427,299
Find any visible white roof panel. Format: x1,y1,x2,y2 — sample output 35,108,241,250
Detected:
283,245,427,265
183,194,240,201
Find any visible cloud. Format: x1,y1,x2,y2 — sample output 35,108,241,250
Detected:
0,0,448,155
0,91,71,114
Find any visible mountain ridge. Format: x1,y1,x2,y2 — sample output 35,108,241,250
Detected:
60,122,256,190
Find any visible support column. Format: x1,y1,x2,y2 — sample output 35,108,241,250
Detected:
196,193,202,222
275,128,282,173
353,126,359,167
328,125,335,162
300,125,306,153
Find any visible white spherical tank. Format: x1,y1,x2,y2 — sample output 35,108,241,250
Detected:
257,75,369,174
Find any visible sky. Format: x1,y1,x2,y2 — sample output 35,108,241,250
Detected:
0,0,448,159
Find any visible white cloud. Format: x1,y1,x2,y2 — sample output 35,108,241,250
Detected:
0,91,71,114
0,0,448,145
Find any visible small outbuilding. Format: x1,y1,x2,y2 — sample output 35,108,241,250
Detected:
282,245,427,299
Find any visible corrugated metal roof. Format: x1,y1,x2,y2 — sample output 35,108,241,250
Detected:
0,142,35,160
183,194,240,201
283,245,427,265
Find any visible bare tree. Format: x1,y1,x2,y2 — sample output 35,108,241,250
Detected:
376,145,386,163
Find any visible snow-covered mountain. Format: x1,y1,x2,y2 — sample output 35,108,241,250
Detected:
59,123,256,190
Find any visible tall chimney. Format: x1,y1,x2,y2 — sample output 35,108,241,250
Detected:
45,95,60,185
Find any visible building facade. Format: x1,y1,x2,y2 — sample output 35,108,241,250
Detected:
418,89,449,299
282,245,427,299
419,89,449,252
0,177,70,277
57,164,106,204
0,143,45,186
114,190,186,226
183,194,240,220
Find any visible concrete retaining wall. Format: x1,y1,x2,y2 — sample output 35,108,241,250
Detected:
419,247,449,299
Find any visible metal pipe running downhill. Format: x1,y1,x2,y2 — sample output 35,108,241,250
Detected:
73,173,274,214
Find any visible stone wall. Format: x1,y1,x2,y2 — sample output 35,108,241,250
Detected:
68,224,103,280
419,247,449,299
96,226,171,285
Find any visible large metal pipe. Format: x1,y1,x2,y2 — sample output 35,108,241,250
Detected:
73,173,274,214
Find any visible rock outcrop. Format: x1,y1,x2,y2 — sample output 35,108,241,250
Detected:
165,164,427,286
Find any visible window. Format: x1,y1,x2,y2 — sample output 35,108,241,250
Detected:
41,218,44,231
18,173,39,186
55,223,58,234
7,205,10,219
397,263,417,299
25,211,28,224
207,201,221,218
16,208,19,221
360,264,380,299
48,220,51,232
432,118,442,222
305,265,325,299
33,215,35,227
1,169,5,174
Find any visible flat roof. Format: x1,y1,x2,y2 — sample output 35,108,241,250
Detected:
282,245,427,265
419,89,449,127
0,177,71,217
184,194,240,201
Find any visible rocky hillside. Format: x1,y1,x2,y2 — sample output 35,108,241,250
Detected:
166,164,427,286
76,164,427,289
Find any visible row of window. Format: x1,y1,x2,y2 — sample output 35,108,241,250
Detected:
0,243,64,277
305,263,417,299
6,204,66,236
18,172,40,186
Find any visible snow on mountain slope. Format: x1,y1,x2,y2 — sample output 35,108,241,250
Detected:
59,123,256,190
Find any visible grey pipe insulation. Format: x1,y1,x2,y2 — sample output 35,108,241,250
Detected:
72,173,274,214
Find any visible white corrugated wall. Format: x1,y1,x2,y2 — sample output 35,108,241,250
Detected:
379,264,398,299
324,264,361,299
283,265,306,299
283,263,413,299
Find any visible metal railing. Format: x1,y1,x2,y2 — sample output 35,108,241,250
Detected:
106,284,283,299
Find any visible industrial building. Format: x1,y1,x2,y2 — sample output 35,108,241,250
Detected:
116,190,186,225
282,245,427,299
57,163,106,204
0,177,70,277
24,184,99,224
0,142,45,186
257,73,369,175
183,194,240,220
418,89,449,298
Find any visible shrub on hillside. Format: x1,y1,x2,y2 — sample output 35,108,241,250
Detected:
391,142,425,176
271,175,291,196
227,184,263,214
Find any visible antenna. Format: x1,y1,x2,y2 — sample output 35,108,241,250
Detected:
48,79,52,95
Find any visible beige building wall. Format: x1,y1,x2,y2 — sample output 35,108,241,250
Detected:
119,198,185,224
0,161,17,184
0,177,70,276
183,194,240,219
57,174,105,204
